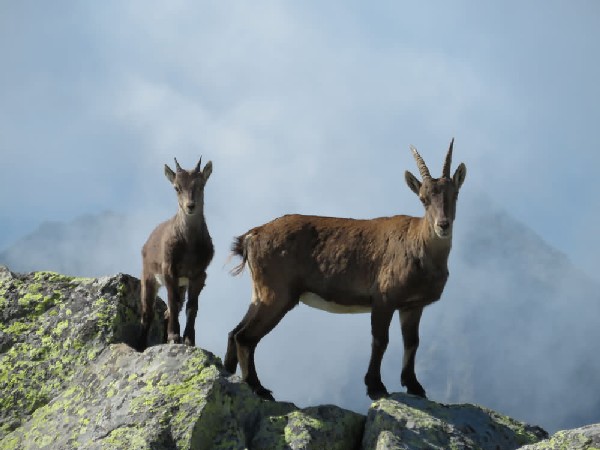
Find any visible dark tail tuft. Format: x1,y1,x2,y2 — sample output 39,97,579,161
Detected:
229,235,247,276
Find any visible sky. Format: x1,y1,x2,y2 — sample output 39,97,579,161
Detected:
1,0,600,433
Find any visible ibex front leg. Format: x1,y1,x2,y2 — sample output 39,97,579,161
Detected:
399,306,426,397
364,304,394,400
183,274,206,346
164,272,183,344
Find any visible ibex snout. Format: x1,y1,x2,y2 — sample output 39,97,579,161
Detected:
184,201,196,215
434,219,452,239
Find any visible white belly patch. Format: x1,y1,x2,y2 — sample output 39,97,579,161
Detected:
154,275,189,287
299,292,371,314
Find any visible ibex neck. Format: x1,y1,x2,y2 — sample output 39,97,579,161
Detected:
175,210,207,239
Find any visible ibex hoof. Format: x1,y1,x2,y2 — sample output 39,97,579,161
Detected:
135,341,147,353
367,385,389,401
402,374,426,398
223,355,238,374
183,336,195,346
255,386,275,401
407,387,427,398
167,334,182,344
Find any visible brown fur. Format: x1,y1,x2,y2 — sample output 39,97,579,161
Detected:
138,158,214,351
225,141,466,400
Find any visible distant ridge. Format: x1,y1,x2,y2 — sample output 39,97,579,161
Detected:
0,211,135,277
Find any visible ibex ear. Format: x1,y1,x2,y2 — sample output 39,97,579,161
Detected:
202,161,213,182
164,164,176,184
405,170,421,195
453,163,466,190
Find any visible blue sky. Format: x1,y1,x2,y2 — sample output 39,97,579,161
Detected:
1,1,600,430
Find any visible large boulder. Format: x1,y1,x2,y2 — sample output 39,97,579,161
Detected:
518,424,600,450
362,393,548,450
0,266,165,438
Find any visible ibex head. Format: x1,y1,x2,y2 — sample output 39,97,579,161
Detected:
164,157,213,216
404,139,467,239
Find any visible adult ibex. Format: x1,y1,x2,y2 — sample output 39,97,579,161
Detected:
139,157,214,351
225,140,466,400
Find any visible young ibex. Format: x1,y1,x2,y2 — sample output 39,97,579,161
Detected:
225,140,466,400
139,157,214,351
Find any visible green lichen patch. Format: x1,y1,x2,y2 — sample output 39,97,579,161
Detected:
18,292,42,307
93,297,116,339
32,271,75,283
100,426,152,450
32,271,93,285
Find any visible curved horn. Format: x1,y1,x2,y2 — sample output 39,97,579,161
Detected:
410,145,431,179
442,138,454,178
194,156,202,174
174,157,183,172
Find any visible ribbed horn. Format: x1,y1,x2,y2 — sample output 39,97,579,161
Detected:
174,157,183,172
194,156,202,174
410,145,431,179
442,138,454,178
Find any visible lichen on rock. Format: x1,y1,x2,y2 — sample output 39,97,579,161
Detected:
362,393,548,450
251,404,365,450
2,343,365,450
518,423,600,450
0,266,165,439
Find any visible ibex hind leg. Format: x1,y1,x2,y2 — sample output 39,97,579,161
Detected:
233,292,296,401
183,276,206,346
224,302,259,374
139,275,158,352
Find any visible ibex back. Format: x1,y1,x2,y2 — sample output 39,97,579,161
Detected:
139,157,214,351
225,140,466,400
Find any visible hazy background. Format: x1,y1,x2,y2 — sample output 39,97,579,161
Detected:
1,1,599,433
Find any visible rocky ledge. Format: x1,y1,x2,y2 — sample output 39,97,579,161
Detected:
0,266,595,449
